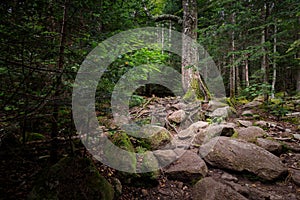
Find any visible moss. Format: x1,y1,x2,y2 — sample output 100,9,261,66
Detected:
29,157,114,200
183,78,204,101
231,131,239,138
236,97,249,105
105,132,137,172
20,132,45,142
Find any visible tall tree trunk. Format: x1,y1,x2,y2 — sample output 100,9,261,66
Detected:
271,23,277,98
51,0,68,163
182,0,198,92
182,0,210,101
230,13,236,99
261,2,269,101
245,55,249,87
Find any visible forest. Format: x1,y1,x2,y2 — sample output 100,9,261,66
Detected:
1,0,300,199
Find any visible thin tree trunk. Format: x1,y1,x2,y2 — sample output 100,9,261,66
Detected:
182,0,210,101
51,0,68,163
230,13,236,99
245,55,249,87
271,23,277,99
261,2,269,101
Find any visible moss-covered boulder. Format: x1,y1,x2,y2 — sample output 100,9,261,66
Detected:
140,125,173,150
28,157,114,200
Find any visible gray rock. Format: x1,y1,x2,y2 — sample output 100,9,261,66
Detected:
164,150,208,183
237,126,266,142
237,120,253,127
243,101,262,109
254,120,269,128
199,137,287,181
168,110,186,123
178,121,209,140
293,134,300,140
192,124,236,146
242,110,254,116
140,125,173,150
192,177,248,200
225,181,270,200
256,138,282,154
207,100,228,112
154,150,178,167
209,106,232,118
289,168,300,186
221,172,238,182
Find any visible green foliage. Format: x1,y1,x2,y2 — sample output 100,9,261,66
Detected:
240,83,272,101
129,95,146,108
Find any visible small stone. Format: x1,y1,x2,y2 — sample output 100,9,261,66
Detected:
293,134,300,140
141,189,149,196
221,172,238,182
242,110,254,116
237,120,252,127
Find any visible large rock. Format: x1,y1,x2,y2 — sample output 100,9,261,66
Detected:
237,126,266,142
140,125,173,150
28,157,114,200
192,177,248,200
199,137,287,181
289,169,300,186
164,150,208,183
207,100,228,112
168,109,186,123
208,106,232,118
178,121,209,140
192,123,236,146
256,138,282,155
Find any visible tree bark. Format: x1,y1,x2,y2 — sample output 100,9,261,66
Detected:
182,0,198,92
51,0,68,163
271,23,277,98
261,2,269,101
230,13,236,99
181,0,210,101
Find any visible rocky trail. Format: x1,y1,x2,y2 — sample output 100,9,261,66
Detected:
115,96,300,200
1,96,300,200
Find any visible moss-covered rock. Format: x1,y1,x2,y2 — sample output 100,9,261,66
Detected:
28,157,114,200
140,125,172,150
105,133,136,173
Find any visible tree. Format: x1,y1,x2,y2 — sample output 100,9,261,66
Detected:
181,0,210,101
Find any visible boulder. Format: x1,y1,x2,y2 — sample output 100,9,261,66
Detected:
164,150,208,183
207,100,228,112
178,121,209,140
199,137,287,181
289,169,300,186
192,177,248,200
153,149,178,167
192,123,236,146
237,126,266,142
140,125,173,150
256,138,282,154
208,106,232,118
168,109,186,123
